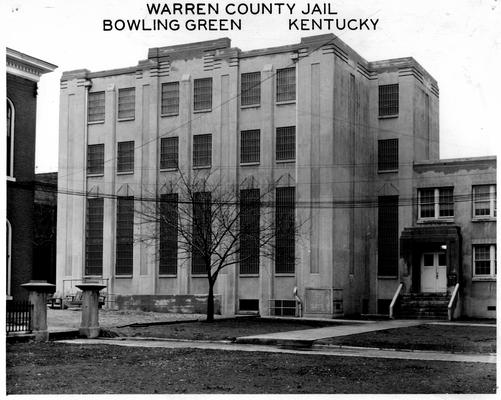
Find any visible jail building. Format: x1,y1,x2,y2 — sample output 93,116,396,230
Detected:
56,34,496,318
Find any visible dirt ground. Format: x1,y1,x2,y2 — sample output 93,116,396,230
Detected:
107,317,337,341
318,324,497,353
6,342,496,394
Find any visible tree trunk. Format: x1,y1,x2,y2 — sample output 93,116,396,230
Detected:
206,281,215,322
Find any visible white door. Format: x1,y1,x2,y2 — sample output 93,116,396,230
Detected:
421,252,447,293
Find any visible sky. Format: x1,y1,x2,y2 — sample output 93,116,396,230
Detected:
3,0,501,172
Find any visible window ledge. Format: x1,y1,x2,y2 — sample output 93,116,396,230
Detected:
193,108,212,114
240,162,260,167
118,117,135,122
159,274,177,278
378,169,398,174
241,104,260,109
88,120,105,125
276,159,295,164
6,176,16,182
417,218,455,224
239,274,259,278
160,167,178,172
193,165,211,170
87,173,104,178
161,113,179,118
115,275,133,279
117,171,134,176
275,273,295,277
378,114,398,119
191,274,207,278
472,276,496,282
276,100,296,106
472,217,496,222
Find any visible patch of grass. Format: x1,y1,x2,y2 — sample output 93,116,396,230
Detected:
318,324,496,353
6,342,495,394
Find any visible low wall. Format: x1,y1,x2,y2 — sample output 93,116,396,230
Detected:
115,294,221,314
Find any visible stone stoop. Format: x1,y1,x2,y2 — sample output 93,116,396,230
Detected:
396,292,449,319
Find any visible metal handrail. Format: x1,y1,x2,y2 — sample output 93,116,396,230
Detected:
293,286,303,317
447,283,460,321
389,282,404,319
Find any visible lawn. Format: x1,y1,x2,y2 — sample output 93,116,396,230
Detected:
318,324,496,353
6,342,496,394
106,317,338,341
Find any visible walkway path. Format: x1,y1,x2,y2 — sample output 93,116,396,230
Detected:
58,337,496,364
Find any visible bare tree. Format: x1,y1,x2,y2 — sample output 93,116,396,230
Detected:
138,169,300,322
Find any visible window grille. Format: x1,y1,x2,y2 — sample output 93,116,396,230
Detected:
378,139,399,171
161,82,179,116
473,185,496,218
117,141,134,173
438,187,454,217
194,78,212,111
378,84,399,117
276,67,296,102
275,187,295,274
240,189,260,275
160,137,179,169
87,144,104,175
473,244,496,277
160,193,178,275
378,196,398,277
193,134,212,168
192,192,211,274
88,91,105,123
118,88,135,120
241,72,261,106
239,299,259,312
270,299,296,316
85,198,104,276
276,126,295,161
116,197,134,275
240,130,260,164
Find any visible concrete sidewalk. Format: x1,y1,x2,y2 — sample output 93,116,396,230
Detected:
58,337,496,364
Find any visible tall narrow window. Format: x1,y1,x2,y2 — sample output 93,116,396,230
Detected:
240,189,260,275
161,82,179,116
160,137,179,169
192,192,211,274
275,187,295,274
276,126,295,162
193,134,212,168
240,129,260,164
276,67,296,102
85,198,104,276
473,185,496,218
117,141,134,173
118,88,135,120
378,139,399,171
378,196,399,277
116,197,134,275
159,194,178,275
88,91,105,123
194,78,212,111
241,72,261,106
6,98,14,178
378,84,399,117
87,144,104,175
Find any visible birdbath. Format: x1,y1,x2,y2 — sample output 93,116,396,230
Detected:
75,282,107,338
21,280,56,341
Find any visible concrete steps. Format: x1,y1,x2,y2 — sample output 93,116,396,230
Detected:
396,293,449,320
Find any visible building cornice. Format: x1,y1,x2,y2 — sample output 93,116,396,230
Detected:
6,48,57,82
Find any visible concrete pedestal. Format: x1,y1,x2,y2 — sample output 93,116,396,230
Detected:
21,281,56,341
75,283,107,338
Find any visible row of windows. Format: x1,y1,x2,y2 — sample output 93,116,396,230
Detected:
418,185,496,220
86,126,296,175
84,187,296,277
87,68,296,123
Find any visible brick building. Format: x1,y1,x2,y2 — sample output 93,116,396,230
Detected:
7,48,57,300
56,35,496,318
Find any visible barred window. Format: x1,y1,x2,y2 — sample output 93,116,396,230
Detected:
240,129,260,164
160,137,179,169
378,139,398,171
276,67,296,102
160,193,178,275
192,192,211,275
88,91,105,123
473,185,496,218
378,196,399,277
275,187,295,274
276,126,295,162
418,187,454,220
378,84,399,117
241,72,261,106
85,198,104,276
117,141,134,173
240,189,260,275
194,78,212,111
161,82,179,116
87,144,104,175
116,197,134,275
473,244,496,278
118,88,135,120
193,134,212,168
